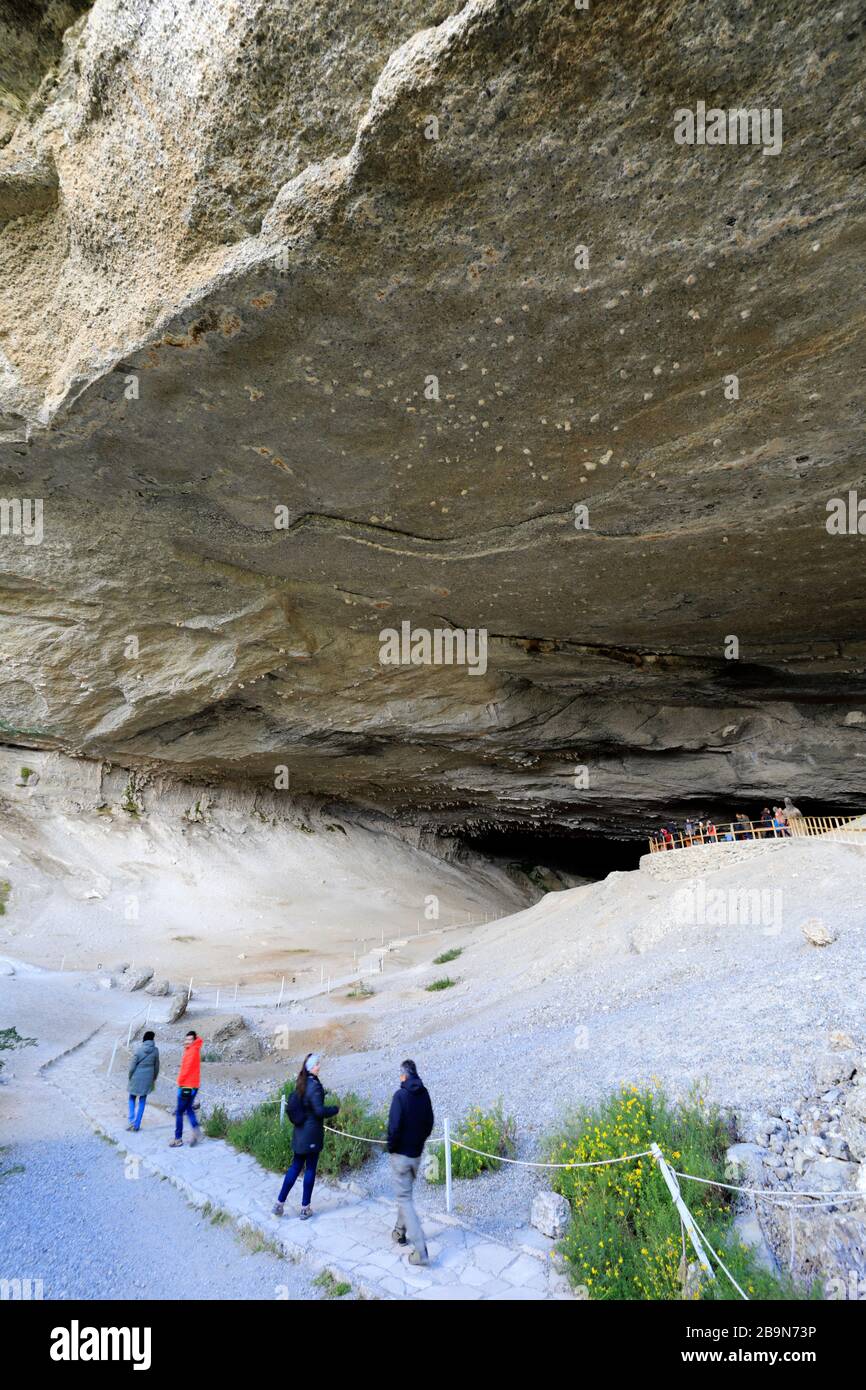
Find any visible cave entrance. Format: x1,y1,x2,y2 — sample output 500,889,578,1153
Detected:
457,826,643,883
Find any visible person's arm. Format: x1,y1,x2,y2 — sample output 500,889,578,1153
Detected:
386,1091,403,1153
424,1093,435,1141
308,1083,340,1121
153,1051,160,1084
127,1053,137,1087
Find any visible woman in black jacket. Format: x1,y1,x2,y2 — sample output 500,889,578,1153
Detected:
273,1053,339,1219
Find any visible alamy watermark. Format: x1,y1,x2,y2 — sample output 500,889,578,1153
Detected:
826,491,866,535
379,621,487,676
673,101,782,156
0,497,43,545
671,878,783,933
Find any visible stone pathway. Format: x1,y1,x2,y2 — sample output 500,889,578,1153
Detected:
44,1032,574,1301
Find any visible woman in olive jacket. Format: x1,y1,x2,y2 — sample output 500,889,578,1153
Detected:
273,1053,339,1219
127,1030,160,1131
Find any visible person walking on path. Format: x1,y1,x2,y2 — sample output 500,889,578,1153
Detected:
170,1030,202,1147
273,1053,339,1220
387,1059,434,1265
127,1030,159,1131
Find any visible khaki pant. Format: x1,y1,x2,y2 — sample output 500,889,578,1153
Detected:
390,1152,427,1258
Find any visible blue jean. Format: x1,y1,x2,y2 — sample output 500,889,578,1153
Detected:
278,1151,319,1206
128,1094,147,1129
175,1087,199,1140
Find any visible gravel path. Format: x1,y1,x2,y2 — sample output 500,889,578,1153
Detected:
0,1119,321,1301
0,982,322,1302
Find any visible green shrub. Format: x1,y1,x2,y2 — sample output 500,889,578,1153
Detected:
433,948,462,965
0,1026,35,1071
429,1100,515,1182
547,1084,809,1301
204,1103,229,1138
225,1088,386,1179
426,976,457,992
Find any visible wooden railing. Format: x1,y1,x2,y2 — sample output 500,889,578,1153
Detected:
647,814,865,854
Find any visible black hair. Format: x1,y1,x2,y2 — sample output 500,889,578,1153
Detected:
185,1030,197,1040
143,1030,155,1041
296,1052,312,1097
401,1059,417,1076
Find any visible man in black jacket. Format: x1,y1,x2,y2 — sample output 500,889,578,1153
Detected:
387,1059,434,1265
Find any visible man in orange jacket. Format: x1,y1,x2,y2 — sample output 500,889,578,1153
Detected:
170,1030,202,1147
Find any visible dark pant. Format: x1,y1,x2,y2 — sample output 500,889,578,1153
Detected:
174,1087,199,1140
278,1151,319,1206
128,1094,147,1129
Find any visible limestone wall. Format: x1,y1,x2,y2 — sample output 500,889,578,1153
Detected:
639,839,793,882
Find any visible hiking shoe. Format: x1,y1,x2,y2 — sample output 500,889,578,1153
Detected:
408,1249,429,1266
299,1206,313,1220
126,1123,135,1132
391,1230,408,1246
272,1202,285,1217
188,1130,199,1147
169,1139,183,1147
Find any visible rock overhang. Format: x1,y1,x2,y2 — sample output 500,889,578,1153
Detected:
0,0,865,832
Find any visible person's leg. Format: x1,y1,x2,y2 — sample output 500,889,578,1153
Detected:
301,1152,319,1208
277,1154,304,1204
187,1087,199,1129
134,1096,147,1130
128,1094,136,1126
174,1087,188,1140
391,1153,427,1258
389,1153,407,1240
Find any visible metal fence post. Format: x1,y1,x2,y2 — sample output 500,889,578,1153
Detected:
279,1095,286,1127
108,1040,118,1076
443,1116,453,1214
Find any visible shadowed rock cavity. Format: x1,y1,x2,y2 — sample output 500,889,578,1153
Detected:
0,0,865,837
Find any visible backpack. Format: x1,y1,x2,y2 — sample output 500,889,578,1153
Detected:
286,1088,306,1126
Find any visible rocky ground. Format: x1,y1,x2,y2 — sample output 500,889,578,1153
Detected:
5,829,864,1294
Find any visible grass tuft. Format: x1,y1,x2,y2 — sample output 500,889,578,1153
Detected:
433,948,462,965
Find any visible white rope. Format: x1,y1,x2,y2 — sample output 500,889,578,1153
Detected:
673,1168,866,1206
447,1139,652,1169
688,1207,750,1301
324,1124,387,1145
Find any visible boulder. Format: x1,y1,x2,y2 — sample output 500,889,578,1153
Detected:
794,1158,859,1193
217,1031,263,1063
840,1087,866,1162
815,1052,856,1090
110,962,130,975
0,960,15,976
122,967,154,992
145,977,171,996
166,991,188,1024
724,1143,765,1186
530,1190,571,1240
801,918,838,947
207,1014,246,1044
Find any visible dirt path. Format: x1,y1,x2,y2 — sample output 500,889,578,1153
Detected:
0,971,322,1301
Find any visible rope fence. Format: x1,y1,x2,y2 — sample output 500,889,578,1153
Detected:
165,1089,866,1301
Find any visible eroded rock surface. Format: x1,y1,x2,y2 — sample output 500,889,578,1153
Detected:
1,1,865,833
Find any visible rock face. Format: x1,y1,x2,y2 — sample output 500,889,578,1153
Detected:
745,1047,866,1293
1,2,865,834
